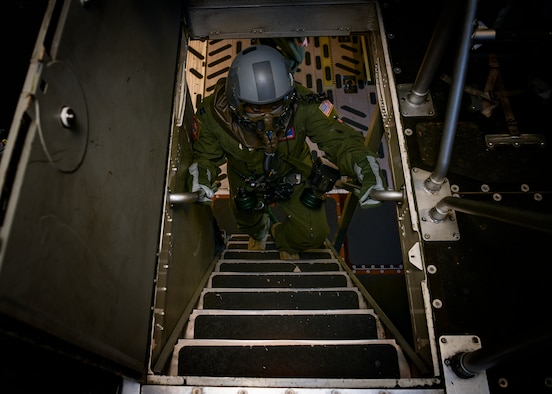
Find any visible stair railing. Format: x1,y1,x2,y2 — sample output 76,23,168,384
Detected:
332,181,405,252
430,196,552,233
449,328,552,379
423,0,479,193
169,191,200,204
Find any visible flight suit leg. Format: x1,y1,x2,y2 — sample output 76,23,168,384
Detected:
271,183,329,253
230,199,270,240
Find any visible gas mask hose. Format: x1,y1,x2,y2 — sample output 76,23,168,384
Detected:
264,152,278,178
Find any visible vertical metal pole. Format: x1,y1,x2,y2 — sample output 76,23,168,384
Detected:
407,1,463,106
424,0,479,192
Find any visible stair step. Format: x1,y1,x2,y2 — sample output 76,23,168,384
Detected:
227,234,260,241
174,232,407,382
221,249,335,260
225,237,277,251
226,242,278,250
216,261,342,273
208,271,352,288
227,233,274,243
198,288,367,310
174,339,408,379
185,309,382,340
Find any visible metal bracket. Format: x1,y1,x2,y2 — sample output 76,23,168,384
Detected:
439,335,490,394
412,168,460,241
485,133,546,148
397,83,436,117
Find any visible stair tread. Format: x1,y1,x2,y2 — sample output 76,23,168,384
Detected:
186,311,381,340
216,261,342,272
198,288,368,310
227,243,278,250
221,250,335,261
208,271,352,288
175,231,406,381
175,339,406,379
188,308,378,316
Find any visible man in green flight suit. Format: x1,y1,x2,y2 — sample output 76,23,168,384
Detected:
188,44,384,260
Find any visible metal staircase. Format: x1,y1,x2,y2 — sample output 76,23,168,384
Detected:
169,233,410,382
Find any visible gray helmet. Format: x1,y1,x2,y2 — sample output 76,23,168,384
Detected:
226,45,294,111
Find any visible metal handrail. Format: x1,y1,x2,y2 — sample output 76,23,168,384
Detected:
169,191,200,204
335,180,405,202
332,180,405,253
430,196,552,234
450,328,552,378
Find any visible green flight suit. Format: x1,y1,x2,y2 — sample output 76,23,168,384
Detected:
190,79,382,253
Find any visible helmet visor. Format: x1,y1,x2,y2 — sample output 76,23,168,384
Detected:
243,99,285,120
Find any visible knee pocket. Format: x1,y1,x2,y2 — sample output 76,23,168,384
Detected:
284,217,329,250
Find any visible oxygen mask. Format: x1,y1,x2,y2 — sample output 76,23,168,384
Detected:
237,94,295,139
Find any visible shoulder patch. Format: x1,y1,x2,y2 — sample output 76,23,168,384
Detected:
279,126,296,141
319,99,334,117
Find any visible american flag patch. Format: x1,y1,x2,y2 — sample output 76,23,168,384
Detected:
279,126,296,141
319,99,334,117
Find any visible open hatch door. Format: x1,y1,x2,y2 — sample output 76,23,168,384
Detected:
0,0,182,379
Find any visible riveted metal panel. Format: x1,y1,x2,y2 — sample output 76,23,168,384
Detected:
186,1,379,39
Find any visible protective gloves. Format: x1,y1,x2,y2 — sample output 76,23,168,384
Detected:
188,162,215,204
353,155,385,208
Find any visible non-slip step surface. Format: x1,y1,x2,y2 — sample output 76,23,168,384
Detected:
199,288,366,310
226,242,278,250
209,272,351,288
216,261,342,273
227,234,262,241
222,250,334,260
177,340,402,379
189,311,379,339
